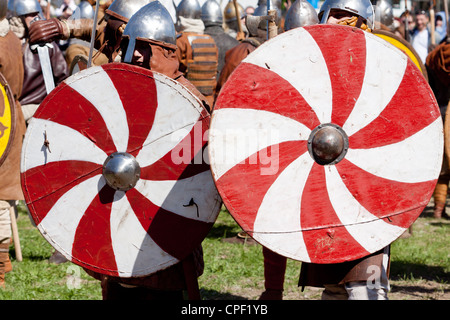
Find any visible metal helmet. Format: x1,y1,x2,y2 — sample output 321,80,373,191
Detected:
106,0,154,23
223,0,244,23
13,0,43,16
122,0,176,63
201,0,222,27
253,0,282,17
284,0,319,31
319,0,374,28
176,0,201,20
252,0,281,30
373,0,393,28
1,0,7,21
70,0,95,20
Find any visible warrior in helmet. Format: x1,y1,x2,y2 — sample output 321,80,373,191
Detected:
82,1,210,299
217,0,316,97
223,0,246,40
27,0,152,63
63,0,110,68
0,0,27,288
175,0,219,107
283,0,319,31
10,0,68,122
216,0,269,96
319,0,374,32
201,0,239,76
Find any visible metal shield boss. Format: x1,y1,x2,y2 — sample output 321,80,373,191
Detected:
21,63,221,277
0,72,15,167
209,25,443,264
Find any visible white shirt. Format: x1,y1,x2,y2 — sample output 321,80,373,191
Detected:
411,28,429,64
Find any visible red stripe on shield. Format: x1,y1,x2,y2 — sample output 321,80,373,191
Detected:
348,59,440,149
300,163,369,263
306,25,367,127
22,161,101,224
71,185,118,276
140,118,210,181
34,82,117,155
335,158,436,227
217,140,308,233
216,62,320,131
103,66,158,156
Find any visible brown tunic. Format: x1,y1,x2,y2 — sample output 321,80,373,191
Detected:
0,31,26,200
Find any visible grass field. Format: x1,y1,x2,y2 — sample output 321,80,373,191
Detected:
0,200,448,300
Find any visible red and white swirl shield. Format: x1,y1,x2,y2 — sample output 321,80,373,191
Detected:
209,25,443,264
21,63,221,277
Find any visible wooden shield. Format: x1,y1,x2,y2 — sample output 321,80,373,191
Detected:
209,25,443,264
0,72,15,167
373,29,428,81
21,63,221,277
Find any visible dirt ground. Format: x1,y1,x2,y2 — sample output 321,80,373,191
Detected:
221,201,450,301
231,279,450,300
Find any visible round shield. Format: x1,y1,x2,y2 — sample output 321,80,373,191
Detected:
69,54,88,75
0,72,15,167
373,29,428,81
210,25,443,264
21,63,221,277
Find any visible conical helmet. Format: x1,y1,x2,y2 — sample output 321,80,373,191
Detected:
13,0,43,17
122,1,176,63
252,0,281,30
176,0,201,20
70,0,95,20
201,0,222,26
223,0,244,24
373,0,394,27
106,0,154,22
284,0,319,31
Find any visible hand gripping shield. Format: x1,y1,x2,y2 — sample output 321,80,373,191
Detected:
0,72,15,167
21,63,221,277
209,25,443,264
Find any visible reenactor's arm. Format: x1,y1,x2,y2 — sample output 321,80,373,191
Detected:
28,18,103,45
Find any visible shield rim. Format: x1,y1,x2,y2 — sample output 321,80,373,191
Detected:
0,71,16,167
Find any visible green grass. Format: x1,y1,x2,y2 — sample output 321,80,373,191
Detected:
0,202,448,300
